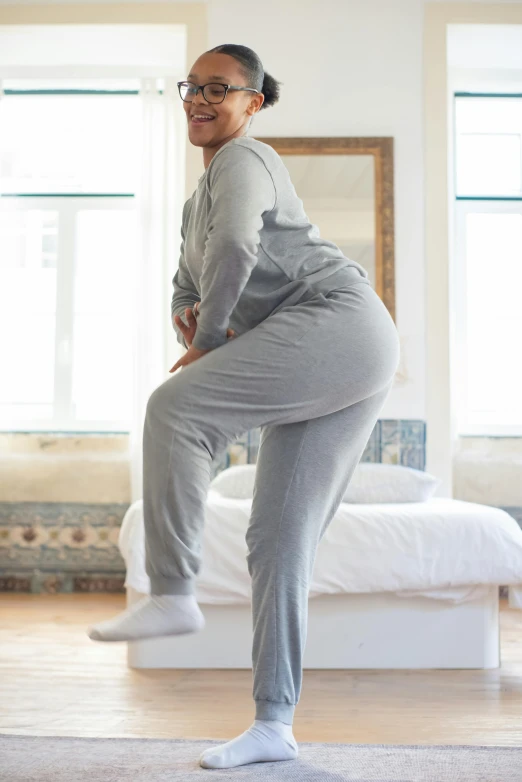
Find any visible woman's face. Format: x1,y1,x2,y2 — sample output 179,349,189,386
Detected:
182,53,264,151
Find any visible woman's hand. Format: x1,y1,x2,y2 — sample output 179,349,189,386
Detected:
170,302,238,373
173,302,237,349
173,303,200,349
169,343,210,373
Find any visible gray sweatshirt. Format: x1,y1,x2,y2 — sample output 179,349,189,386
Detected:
171,135,371,351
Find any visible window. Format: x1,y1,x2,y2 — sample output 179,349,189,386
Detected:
454,94,522,436
0,86,141,432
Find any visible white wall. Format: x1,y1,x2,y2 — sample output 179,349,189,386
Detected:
3,0,519,432
0,0,427,422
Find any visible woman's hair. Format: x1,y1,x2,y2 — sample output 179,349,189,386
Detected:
205,43,282,110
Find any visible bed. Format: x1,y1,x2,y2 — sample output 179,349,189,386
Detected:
119,479,522,671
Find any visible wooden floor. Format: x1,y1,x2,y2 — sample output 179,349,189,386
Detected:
1,593,522,745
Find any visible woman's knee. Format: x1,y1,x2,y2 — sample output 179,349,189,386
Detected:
145,373,190,420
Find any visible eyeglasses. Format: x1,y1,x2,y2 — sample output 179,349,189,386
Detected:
177,81,260,105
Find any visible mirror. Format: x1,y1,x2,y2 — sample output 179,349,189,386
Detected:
281,153,375,280
256,137,395,322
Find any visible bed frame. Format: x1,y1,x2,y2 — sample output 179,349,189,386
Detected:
126,585,500,670
125,422,501,671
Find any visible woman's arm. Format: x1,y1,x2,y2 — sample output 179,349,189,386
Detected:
191,145,276,351
171,200,201,349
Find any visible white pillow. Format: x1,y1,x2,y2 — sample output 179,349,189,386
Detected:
341,463,441,503
209,465,257,499
210,463,440,504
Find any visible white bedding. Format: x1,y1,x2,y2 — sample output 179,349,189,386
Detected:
119,492,522,606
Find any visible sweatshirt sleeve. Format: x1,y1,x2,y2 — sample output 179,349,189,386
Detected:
171,199,200,350
191,145,276,351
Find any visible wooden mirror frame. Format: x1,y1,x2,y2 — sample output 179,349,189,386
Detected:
255,137,395,322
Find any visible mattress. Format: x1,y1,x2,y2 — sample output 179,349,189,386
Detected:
119,492,522,606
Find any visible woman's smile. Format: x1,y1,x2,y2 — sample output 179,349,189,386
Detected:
190,111,217,125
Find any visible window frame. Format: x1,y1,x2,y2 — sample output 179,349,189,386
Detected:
0,86,141,434
453,93,522,437
454,196,522,437
0,194,135,434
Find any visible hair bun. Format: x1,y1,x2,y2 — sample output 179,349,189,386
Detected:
261,71,281,109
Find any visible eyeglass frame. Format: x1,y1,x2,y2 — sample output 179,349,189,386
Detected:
177,80,260,104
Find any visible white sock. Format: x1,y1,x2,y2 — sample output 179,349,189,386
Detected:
199,719,298,769
87,594,205,642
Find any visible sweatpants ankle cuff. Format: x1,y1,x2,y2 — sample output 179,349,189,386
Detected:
149,575,195,595
254,699,295,724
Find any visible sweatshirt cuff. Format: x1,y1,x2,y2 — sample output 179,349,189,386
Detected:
192,324,228,351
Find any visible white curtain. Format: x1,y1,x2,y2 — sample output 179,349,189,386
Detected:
129,76,186,504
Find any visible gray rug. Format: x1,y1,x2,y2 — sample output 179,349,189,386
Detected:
1,733,522,781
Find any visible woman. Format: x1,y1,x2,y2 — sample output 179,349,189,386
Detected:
87,43,400,769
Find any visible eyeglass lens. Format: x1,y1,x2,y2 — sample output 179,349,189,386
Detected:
179,82,226,103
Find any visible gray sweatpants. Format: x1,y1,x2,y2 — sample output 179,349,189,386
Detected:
143,280,400,725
